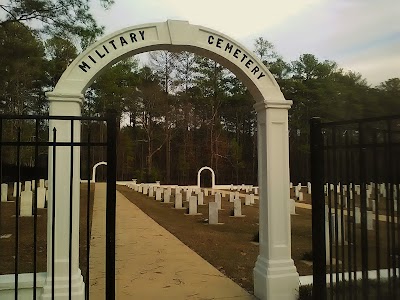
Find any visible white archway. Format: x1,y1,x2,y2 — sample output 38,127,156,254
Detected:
45,20,297,300
197,166,215,188
91,161,107,182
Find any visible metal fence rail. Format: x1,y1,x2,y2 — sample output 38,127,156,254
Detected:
0,111,117,300
310,115,400,299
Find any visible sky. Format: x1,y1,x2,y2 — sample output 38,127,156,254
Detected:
92,0,400,86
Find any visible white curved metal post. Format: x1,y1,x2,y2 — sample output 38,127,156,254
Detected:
197,166,216,188
91,161,107,183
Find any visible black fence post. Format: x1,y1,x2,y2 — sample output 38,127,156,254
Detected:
106,110,117,300
310,117,326,299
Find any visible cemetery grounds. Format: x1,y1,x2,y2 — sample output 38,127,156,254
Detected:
0,183,395,294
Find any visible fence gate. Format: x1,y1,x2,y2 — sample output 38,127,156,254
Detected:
310,115,400,299
0,111,117,299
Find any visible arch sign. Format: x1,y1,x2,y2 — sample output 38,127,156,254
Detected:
197,166,216,188
44,20,298,300
91,161,107,182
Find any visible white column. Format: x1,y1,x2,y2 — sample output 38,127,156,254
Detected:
41,92,85,300
1,183,8,202
253,101,299,300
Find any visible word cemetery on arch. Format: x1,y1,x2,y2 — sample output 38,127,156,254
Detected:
207,35,266,80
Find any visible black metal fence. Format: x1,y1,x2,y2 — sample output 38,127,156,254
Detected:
310,115,400,299
0,111,117,299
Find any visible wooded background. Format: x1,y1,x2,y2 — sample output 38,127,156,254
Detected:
1,0,399,185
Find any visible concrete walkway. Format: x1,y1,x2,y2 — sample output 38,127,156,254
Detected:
89,183,256,300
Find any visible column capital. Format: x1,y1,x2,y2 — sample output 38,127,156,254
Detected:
253,100,292,112
46,91,84,104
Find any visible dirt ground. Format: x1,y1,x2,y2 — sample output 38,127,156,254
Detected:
0,183,94,279
117,185,313,293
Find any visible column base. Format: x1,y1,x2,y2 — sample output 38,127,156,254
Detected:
40,269,85,300
253,256,299,300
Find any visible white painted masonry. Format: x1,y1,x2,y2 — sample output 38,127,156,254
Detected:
46,20,297,300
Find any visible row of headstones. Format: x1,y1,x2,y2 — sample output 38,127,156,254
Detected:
325,182,399,200
291,181,398,199
0,180,48,217
326,193,397,213
325,204,375,242
291,182,398,214
229,184,259,195
290,182,311,201
126,183,257,224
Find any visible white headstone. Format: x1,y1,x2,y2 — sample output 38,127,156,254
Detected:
164,193,170,203
298,192,304,201
186,190,192,201
245,194,251,206
188,196,198,215
39,179,45,188
330,212,345,245
366,188,372,200
250,194,255,204
156,189,162,201
37,187,46,209
234,191,239,200
307,182,311,194
295,186,300,198
367,211,374,230
229,192,234,202
234,198,243,217
44,180,48,188
355,185,360,195
24,181,32,192
325,219,330,264
355,207,361,224
371,199,376,212
290,199,296,215
13,182,22,197
20,190,33,216
215,193,222,210
254,187,259,195
230,184,234,190
143,185,148,195
138,184,143,193
174,192,183,209
197,192,204,205
209,202,219,224
148,186,154,198
1,183,8,202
